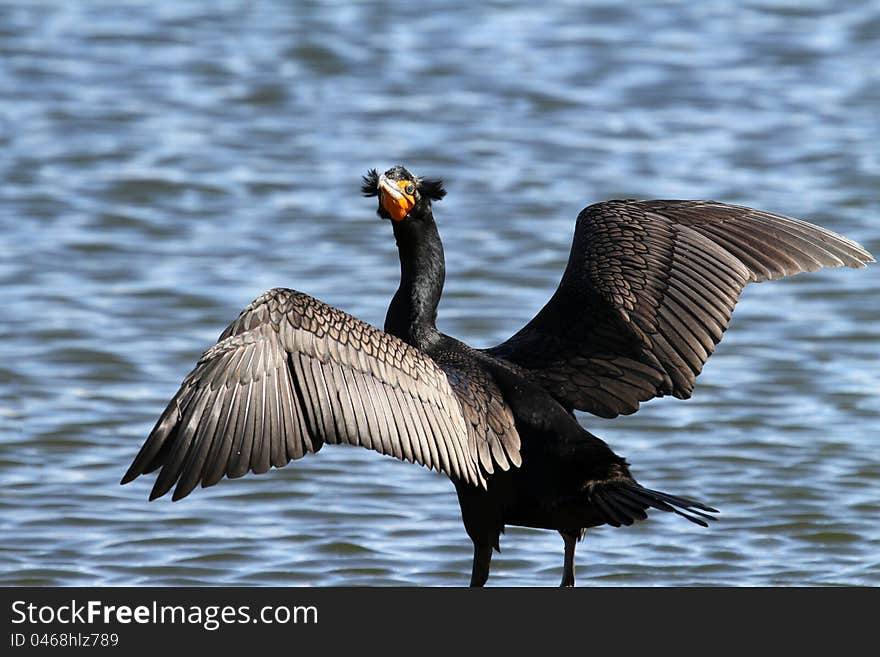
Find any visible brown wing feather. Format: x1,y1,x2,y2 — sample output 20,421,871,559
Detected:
435,342,521,478
488,200,873,418
123,288,517,499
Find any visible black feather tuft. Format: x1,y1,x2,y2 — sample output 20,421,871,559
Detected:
419,177,446,201
361,169,380,197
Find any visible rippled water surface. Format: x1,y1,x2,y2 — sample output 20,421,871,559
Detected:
2,1,878,586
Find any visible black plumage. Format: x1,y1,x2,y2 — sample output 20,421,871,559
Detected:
122,165,873,586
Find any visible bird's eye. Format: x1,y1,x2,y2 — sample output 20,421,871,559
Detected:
405,183,415,195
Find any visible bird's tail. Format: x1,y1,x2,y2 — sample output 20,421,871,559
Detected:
584,481,719,528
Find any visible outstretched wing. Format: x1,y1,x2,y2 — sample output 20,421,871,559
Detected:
123,288,517,499
487,200,874,418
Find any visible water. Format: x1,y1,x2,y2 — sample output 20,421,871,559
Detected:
1,0,878,586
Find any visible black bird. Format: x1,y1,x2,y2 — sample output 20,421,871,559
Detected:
122,166,873,586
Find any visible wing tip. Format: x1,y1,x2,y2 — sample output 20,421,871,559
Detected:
170,485,193,502
119,469,138,486
856,250,875,266
148,472,177,501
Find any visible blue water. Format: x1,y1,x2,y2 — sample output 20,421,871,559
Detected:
1,0,878,586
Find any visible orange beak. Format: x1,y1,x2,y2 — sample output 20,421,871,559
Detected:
378,175,416,221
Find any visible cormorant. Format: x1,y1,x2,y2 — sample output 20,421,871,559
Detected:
122,166,874,586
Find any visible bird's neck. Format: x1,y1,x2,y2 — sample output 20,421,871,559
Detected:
385,208,445,349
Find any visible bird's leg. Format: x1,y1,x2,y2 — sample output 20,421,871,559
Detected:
559,529,581,587
469,543,494,587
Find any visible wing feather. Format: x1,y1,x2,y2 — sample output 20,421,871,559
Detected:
267,367,287,469
123,288,514,498
488,200,873,417
173,385,227,500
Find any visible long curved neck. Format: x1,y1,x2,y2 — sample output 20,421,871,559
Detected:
385,207,445,349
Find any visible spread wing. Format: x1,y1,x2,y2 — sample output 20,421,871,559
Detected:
123,288,519,499
487,200,874,418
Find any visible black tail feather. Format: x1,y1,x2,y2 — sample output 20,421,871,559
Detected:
589,482,719,528
601,490,649,522
593,493,633,528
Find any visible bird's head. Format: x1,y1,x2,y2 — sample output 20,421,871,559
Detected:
361,166,446,222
